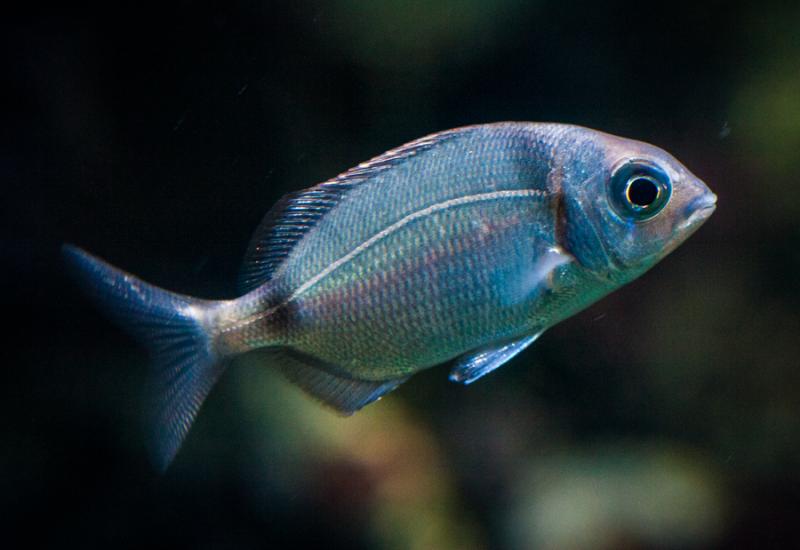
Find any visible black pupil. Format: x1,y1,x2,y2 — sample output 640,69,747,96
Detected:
628,177,659,207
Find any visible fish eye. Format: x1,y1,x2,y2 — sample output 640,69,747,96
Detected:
627,177,659,207
609,161,671,221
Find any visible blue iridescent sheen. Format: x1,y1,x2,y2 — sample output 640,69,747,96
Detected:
64,122,716,468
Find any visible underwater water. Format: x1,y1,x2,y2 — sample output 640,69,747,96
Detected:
5,1,800,548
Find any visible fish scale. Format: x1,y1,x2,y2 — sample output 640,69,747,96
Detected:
64,122,716,468
285,195,551,378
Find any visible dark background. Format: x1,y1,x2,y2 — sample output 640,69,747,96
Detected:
5,1,800,548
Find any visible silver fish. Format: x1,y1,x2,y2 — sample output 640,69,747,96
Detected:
64,122,716,468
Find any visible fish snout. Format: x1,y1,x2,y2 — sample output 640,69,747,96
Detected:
683,189,717,229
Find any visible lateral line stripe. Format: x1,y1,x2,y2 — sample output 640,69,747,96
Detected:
227,189,544,333
290,189,543,302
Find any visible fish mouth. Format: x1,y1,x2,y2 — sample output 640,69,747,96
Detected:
683,193,717,229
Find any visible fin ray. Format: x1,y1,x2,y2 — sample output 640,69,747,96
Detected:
275,348,408,414
63,245,227,470
449,331,544,384
238,128,467,293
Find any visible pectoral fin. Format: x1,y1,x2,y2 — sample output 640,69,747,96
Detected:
501,245,572,306
449,331,544,385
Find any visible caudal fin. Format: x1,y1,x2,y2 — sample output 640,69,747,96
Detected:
63,244,228,471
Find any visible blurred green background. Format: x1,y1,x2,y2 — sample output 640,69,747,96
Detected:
4,1,800,548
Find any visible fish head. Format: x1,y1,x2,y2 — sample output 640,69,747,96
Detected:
559,129,716,282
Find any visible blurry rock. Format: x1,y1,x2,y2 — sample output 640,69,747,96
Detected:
507,442,726,550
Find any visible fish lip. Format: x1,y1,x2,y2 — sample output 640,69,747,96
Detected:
696,192,718,210
684,193,717,226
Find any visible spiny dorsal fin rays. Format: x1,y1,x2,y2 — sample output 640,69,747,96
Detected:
237,127,469,294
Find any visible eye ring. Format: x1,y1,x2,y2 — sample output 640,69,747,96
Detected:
608,160,671,221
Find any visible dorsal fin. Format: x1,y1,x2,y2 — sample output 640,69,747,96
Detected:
238,128,466,293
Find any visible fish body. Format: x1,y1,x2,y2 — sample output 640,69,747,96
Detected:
64,122,716,468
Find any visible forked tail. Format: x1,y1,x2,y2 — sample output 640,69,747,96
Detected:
63,245,228,471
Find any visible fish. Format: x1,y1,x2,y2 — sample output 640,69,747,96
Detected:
63,122,716,469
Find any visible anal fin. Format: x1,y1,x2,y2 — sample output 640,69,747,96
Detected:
277,349,408,414
449,331,544,384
